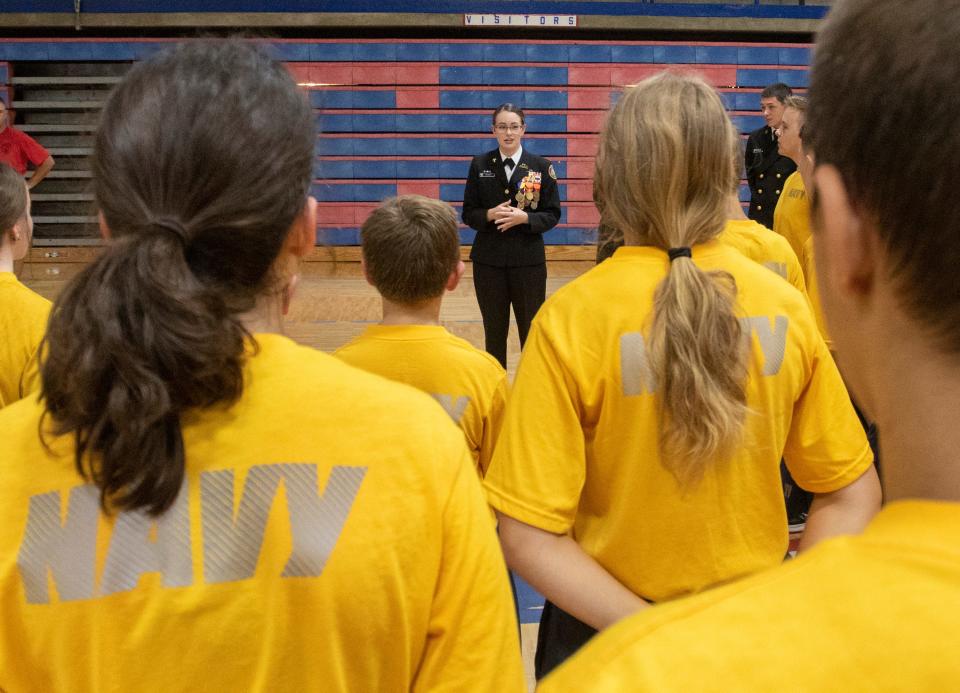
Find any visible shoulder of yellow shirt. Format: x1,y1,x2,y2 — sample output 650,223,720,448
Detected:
1,276,52,311
335,327,506,377
442,330,506,375
0,335,473,488
725,220,800,262
540,536,860,689
548,241,800,307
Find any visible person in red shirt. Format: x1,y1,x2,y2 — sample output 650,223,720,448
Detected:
0,98,54,189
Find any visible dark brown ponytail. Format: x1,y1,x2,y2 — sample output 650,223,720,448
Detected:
40,41,315,515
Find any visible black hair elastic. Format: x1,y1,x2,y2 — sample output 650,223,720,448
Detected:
668,247,692,261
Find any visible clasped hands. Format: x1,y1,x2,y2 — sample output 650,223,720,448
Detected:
487,202,528,232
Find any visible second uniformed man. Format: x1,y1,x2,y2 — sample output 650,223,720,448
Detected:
744,83,796,229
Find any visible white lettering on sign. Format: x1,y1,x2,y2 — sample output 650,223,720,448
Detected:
464,14,578,27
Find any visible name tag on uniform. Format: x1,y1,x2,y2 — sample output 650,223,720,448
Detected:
479,169,495,177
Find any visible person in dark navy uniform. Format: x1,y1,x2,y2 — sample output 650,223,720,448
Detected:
744,83,797,230
462,104,562,368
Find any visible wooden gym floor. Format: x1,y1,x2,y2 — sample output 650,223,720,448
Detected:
20,253,596,377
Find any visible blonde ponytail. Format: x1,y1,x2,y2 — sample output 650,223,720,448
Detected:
649,258,748,483
595,73,749,484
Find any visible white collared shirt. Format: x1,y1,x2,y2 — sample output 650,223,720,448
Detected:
499,146,522,181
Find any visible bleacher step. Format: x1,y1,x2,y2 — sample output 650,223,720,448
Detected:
18,124,98,133
30,193,95,201
42,170,92,178
33,238,103,247
12,76,122,85
33,216,98,224
46,147,93,156
12,100,105,110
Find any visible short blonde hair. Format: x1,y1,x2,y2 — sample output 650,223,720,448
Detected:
784,95,808,143
783,94,808,113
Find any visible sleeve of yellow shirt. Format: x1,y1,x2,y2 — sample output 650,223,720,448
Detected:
802,236,833,348
783,338,873,493
18,348,42,400
483,319,585,535
412,444,525,693
477,373,509,477
785,247,808,295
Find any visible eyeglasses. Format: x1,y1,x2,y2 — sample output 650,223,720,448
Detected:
495,124,523,133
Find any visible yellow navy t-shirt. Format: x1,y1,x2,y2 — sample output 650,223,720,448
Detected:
335,324,508,476
773,171,810,262
0,333,525,692
484,242,872,602
540,502,960,691
0,272,50,408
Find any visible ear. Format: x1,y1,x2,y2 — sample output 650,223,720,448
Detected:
445,259,466,292
812,164,876,298
97,211,112,240
286,195,317,259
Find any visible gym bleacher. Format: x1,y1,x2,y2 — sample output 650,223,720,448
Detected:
0,0,816,277
0,38,808,268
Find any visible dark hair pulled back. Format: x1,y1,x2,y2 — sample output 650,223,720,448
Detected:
40,41,315,515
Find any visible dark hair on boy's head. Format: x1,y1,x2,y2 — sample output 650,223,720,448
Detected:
0,162,27,233
492,103,525,125
40,40,315,516
760,83,792,103
361,195,460,304
808,0,960,352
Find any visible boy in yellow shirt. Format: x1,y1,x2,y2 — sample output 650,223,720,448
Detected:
772,96,812,264
773,96,830,346
336,195,508,476
0,161,49,408
540,0,960,688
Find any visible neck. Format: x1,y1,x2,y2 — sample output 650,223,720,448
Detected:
793,153,814,189
727,196,748,220
500,146,520,159
380,296,442,326
239,292,286,335
866,322,960,504
0,241,14,273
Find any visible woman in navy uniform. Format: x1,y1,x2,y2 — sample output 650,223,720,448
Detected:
462,104,561,368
